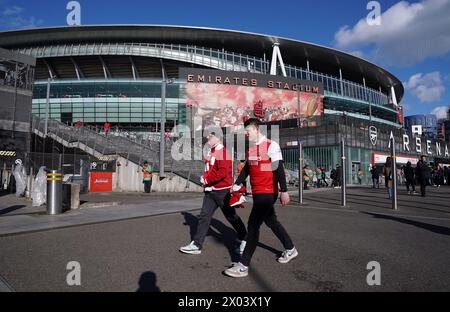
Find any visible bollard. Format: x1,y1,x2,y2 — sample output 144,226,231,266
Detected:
47,170,63,215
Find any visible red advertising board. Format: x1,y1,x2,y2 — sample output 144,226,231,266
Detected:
397,106,404,125
90,171,112,192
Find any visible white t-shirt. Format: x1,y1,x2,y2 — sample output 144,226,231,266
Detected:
255,136,283,162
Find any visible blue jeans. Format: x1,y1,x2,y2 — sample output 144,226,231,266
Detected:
387,187,393,199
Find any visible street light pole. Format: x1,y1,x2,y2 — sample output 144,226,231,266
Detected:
44,77,51,138
391,133,398,210
11,62,18,139
299,142,303,204
160,79,166,178
296,88,303,205
341,137,347,207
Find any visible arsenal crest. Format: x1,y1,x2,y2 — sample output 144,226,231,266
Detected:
369,126,378,146
253,100,265,119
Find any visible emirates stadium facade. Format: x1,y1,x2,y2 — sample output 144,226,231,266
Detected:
1,25,447,184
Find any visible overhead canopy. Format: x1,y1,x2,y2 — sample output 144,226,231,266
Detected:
0,24,404,101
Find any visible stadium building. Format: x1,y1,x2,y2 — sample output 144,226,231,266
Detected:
0,25,448,188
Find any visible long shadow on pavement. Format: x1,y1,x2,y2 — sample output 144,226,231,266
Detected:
362,212,450,236
181,211,241,263
136,271,161,292
348,191,450,210
0,205,26,216
181,212,278,292
181,212,281,263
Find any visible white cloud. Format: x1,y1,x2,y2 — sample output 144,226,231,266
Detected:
404,71,445,103
0,5,43,29
334,0,450,65
2,5,23,16
431,106,449,119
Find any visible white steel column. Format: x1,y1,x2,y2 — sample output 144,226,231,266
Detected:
269,43,287,77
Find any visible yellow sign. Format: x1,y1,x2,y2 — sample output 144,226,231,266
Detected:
0,151,17,157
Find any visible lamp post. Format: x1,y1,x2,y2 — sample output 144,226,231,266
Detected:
341,137,347,207
160,78,174,178
390,132,398,210
44,77,52,138
296,87,303,204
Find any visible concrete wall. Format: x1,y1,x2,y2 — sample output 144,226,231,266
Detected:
112,156,202,193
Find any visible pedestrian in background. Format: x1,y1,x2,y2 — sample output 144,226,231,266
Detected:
142,161,153,193
444,166,449,185
434,164,444,188
321,167,329,187
415,155,429,197
358,167,364,185
104,119,110,137
336,164,342,188
370,165,380,188
403,161,416,194
382,157,393,199
315,166,323,188
330,166,337,187
303,165,311,190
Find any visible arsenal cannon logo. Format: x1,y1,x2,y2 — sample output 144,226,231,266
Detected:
369,126,378,146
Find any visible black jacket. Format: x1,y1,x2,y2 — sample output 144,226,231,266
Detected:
416,161,430,181
404,165,414,180
370,167,379,178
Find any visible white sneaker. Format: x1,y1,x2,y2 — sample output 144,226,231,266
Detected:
224,262,248,278
239,240,246,255
277,247,298,264
179,241,201,255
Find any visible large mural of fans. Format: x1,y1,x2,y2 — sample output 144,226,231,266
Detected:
185,83,324,131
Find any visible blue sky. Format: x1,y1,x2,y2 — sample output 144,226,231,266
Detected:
0,0,449,118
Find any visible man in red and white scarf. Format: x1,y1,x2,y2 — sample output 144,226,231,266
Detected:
180,131,247,255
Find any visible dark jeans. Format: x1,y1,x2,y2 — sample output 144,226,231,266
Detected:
144,180,152,193
331,179,338,187
193,190,247,249
405,178,415,192
420,180,427,197
372,177,379,188
240,193,294,267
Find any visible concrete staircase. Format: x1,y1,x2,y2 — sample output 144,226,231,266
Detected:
31,116,204,186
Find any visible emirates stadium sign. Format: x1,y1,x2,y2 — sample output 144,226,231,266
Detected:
180,68,324,131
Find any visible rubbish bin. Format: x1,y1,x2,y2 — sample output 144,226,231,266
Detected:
47,170,63,215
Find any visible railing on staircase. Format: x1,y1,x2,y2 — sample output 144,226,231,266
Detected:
30,115,204,186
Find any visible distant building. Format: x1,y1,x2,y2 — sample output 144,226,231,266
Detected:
0,47,36,167
404,114,438,139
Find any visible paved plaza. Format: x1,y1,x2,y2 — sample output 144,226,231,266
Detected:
0,186,449,291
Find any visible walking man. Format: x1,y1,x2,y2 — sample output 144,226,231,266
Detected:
370,165,380,188
104,119,110,137
303,165,311,190
403,161,416,194
224,118,297,278
180,131,247,255
416,155,429,197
